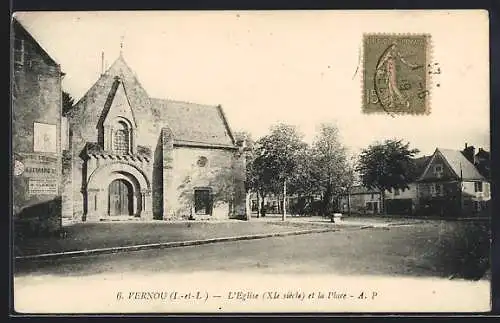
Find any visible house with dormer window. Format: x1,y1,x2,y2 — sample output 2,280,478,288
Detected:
384,155,431,215
416,148,490,217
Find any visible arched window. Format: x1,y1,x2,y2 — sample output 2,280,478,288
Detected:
113,121,130,155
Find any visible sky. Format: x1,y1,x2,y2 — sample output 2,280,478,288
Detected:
13,10,490,157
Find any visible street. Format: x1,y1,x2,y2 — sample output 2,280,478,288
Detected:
13,221,491,313
14,220,491,313
15,220,489,279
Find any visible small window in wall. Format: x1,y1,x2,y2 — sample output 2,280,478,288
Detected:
113,121,130,155
431,183,443,197
366,202,373,211
472,201,481,212
474,182,483,193
394,189,400,196
14,38,25,66
194,188,212,215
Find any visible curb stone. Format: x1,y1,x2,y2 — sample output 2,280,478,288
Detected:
15,228,337,261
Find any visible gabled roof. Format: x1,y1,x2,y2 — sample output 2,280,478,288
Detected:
71,54,237,148
150,98,236,148
97,77,138,128
73,54,150,108
12,17,61,69
411,155,431,178
418,148,484,181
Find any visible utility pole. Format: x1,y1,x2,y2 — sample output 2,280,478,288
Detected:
347,191,351,216
282,179,287,221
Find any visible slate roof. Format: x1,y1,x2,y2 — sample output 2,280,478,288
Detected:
150,98,235,148
437,148,484,180
72,55,236,148
13,17,61,69
412,155,431,178
417,148,484,181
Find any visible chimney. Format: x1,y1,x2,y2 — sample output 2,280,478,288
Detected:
462,144,475,164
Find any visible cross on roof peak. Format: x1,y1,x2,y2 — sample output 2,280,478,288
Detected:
119,35,125,55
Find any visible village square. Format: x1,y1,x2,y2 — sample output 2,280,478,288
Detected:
11,12,491,313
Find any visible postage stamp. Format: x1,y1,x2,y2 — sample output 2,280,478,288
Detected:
362,34,431,115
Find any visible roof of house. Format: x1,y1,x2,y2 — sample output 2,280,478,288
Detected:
412,155,432,177
150,98,235,148
12,17,61,69
344,185,381,195
476,148,490,159
432,148,484,181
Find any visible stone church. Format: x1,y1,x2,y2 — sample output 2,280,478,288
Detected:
62,54,247,222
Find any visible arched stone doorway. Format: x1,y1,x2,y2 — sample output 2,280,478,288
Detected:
85,162,152,221
108,178,133,216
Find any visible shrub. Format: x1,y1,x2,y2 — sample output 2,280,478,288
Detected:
432,220,491,280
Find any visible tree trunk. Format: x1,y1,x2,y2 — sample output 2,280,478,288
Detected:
381,190,386,215
323,185,333,218
245,192,251,221
256,191,261,218
282,180,287,221
347,192,351,216
260,192,266,217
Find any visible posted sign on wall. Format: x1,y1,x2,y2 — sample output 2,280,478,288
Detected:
28,178,58,195
14,153,58,178
14,152,60,196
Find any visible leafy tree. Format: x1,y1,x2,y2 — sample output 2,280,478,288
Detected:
62,91,75,116
254,123,308,219
309,123,355,216
233,131,257,193
356,139,420,214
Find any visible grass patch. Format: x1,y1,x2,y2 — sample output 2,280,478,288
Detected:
425,221,490,280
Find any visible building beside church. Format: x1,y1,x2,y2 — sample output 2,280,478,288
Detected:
12,17,64,235
62,54,246,222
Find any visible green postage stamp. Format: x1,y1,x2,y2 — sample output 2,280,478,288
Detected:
362,34,431,115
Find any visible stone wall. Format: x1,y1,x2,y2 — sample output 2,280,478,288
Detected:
161,145,245,220
12,19,63,236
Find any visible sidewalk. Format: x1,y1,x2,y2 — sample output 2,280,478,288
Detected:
14,220,338,259
251,214,427,228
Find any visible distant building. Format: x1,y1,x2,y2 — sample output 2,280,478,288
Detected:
11,17,64,235
462,143,490,179
475,148,490,180
248,192,320,216
416,148,490,217
384,155,431,215
339,186,382,215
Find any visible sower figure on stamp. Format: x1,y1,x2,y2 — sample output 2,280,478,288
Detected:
375,42,421,109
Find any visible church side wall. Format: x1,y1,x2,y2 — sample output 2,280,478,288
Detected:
164,146,242,220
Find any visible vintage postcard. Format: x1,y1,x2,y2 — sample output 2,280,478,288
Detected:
11,10,491,314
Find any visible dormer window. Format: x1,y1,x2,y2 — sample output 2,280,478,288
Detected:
113,120,130,155
433,164,443,178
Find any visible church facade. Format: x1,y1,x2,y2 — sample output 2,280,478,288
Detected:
62,55,247,222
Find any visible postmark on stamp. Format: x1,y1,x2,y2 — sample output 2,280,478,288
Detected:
362,34,431,115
